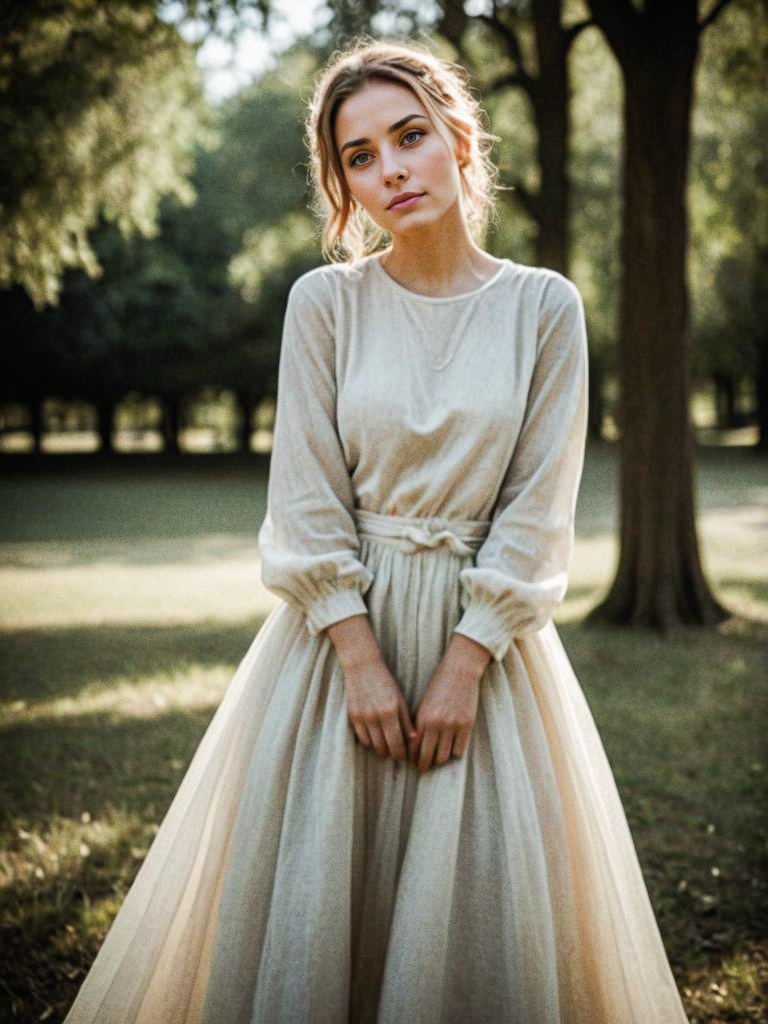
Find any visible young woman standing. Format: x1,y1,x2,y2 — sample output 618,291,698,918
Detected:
64,39,690,1024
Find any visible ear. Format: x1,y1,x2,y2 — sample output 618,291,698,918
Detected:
454,129,471,170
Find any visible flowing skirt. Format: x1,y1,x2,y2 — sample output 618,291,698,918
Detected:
63,511,690,1023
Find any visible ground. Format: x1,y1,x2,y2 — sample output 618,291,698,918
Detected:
0,442,766,1023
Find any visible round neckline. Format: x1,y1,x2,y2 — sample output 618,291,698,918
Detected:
370,251,512,303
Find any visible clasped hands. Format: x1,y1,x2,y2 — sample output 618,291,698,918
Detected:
326,614,491,774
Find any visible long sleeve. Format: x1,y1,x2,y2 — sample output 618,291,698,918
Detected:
257,269,373,636
452,272,589,662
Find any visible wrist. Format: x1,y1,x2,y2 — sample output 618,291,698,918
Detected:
326,614,384,672
447,632,492,681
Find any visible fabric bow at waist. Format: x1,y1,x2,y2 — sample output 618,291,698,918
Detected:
353,508,490,557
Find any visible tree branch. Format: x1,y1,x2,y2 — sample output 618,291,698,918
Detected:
563,17,595,48
504,177,540,223
698,0,734,33
477,12,535,92
485,70,533,97
583,0,641,64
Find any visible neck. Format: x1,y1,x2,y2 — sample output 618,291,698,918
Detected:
379,201,502,297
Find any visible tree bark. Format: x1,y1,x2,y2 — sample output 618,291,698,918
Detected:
587,353,605,440
444,0,589,276
585,0,729,628
235,389,253,452
756,333,768,450
530,0,571,273
96,399,114,453
161,395,181,454
28,398,44,453
713,372,736,430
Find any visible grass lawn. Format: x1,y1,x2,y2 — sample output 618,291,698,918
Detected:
0,442,766,1023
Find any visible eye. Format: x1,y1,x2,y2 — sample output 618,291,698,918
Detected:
402,129,425,145
349,151,372,168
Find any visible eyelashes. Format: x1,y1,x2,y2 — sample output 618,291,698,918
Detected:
348,128,426,168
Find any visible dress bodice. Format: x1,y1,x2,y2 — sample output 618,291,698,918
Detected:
257,251,589,662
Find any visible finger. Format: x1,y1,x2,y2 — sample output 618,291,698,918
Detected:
434,729,455,767
352,721,371,749
399,701,418,747
418,728,438,774
382,715,407,762
366,721,388,758
408,725,422,765
452,726,469,759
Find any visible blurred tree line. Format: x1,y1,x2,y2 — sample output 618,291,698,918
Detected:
1,0,764,454
0,0,766,628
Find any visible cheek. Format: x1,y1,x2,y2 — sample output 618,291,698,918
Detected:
419,140,459,186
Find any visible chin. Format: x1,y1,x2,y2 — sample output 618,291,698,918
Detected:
386,206,451,235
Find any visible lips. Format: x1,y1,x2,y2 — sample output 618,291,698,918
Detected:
387,192,426,210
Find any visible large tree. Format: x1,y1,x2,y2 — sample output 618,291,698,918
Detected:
584,0,736,628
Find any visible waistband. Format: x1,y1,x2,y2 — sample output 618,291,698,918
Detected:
353,508,490,557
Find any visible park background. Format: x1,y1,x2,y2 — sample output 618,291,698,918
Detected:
0,0,766,1021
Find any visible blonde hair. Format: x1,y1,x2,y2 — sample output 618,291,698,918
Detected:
305,38,500,263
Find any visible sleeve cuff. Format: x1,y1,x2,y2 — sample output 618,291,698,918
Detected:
305,584,369,637
453,601,513,664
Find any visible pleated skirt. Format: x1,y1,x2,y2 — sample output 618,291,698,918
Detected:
63,511,690,1024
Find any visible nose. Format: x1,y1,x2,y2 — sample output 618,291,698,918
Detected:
379,144,407,185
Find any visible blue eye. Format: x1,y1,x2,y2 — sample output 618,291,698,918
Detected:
349,151,371,168
402,129,425,145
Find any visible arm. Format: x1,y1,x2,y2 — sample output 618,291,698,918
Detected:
259,268,421,762
452,271,589,663
257,269,373,637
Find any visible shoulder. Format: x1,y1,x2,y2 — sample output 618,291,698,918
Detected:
508,262,584,317
288,258,374,310
507,265,587,368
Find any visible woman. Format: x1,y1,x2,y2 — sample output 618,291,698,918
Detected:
64,39,690,1024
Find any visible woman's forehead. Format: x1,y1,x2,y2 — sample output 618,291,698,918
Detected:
334,80,429,145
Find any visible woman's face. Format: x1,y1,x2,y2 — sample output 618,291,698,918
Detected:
333,78,466,236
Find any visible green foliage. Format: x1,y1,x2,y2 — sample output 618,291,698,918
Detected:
1,40,325,423
690,0,768,382
0,1,217,308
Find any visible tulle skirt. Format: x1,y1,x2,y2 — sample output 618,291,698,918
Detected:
63,510,689,1023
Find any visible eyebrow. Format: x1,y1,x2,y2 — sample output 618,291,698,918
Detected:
339,113,428,155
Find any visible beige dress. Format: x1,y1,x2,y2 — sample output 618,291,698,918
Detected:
63,252,690,1023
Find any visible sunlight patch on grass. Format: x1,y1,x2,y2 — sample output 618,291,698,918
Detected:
0,551,275,630
682,943,768,1022
0,804,156,893
1,663,231,724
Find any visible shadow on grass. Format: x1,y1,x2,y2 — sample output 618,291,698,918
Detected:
0,619,266,706
0,455,270,550
1,626,766,1023
0,705,225,826
0,699,233,1023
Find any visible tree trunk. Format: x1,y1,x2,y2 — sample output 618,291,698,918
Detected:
587,353,604,440
235,389,253,452
96,399,114,454
162,396,181,454
29,398,44,453
713,372,736,429
757,333,768,450
443,0,577,275
531,0,570,274
585,2,728,628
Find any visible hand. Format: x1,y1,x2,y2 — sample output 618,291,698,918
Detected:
326,614,417,764
409,633,491,773
343,655,417,764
